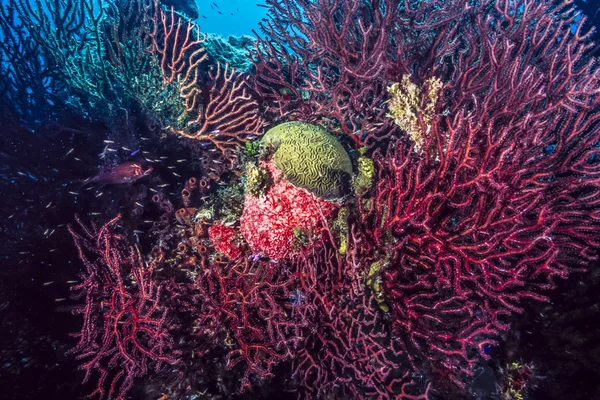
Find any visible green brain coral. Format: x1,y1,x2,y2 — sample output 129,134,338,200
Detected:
261,122,353,199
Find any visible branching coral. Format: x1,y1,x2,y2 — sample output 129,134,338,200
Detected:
147,0,264,158
58,0,600,399
68,215,181,400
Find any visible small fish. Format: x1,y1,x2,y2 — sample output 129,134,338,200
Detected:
95,192,103,197
135,202,143,207
122,146,131,151
160,156,169,160
17,171,27,176
89,212,101,216
176,159,187,163
68,191,79,195
66,280,78,284
107,148,117,152
45,201,52,208
212,1,219,8
43,229,49,235
103,140,115,144
43,281,54,286
172,172,181,177
217,11,222,14
130,149,140,156
149,188,158,193
158,183,170,187
202,15,207,19
140,137,150,141
54,298,66,302
65,148,74,156
74,157,82,161
81,162,153,188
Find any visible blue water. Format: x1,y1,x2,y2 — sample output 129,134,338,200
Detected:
195,0,268,37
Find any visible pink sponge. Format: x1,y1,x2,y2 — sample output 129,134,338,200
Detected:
208,220,243,259
240,161,339,260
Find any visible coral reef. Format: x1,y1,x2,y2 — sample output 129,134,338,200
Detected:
2,0,600,399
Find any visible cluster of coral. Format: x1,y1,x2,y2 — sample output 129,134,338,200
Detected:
240,121,352,259
3,0,600,399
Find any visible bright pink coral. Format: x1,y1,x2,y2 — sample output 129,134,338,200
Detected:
208,220,243,259
240,161,339,259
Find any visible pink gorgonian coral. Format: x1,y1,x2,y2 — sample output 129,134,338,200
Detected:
254,0,600,390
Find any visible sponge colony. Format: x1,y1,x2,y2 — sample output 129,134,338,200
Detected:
261,121,353,200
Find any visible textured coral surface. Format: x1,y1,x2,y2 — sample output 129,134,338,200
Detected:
240,161,339,259
262,121,354,199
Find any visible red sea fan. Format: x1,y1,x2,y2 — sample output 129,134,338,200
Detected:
251,0,465,146
356,0,600,387
254,0,600,389
68,215,181,400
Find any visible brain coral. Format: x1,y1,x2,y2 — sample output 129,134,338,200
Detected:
261,121,353,200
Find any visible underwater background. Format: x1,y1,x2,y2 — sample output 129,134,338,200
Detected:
1,0,600,399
